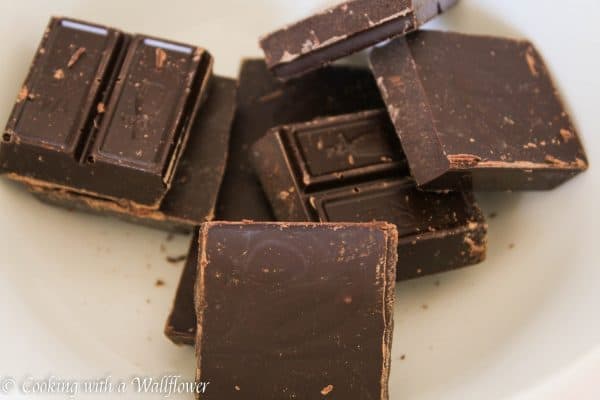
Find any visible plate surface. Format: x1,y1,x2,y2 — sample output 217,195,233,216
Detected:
0,1,598,399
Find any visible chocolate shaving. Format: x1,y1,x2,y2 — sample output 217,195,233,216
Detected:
525,46,539,77
560,129,574,143
17,86,29,103
67,47,86,68
155,48,167,69
320,385,334,396
448,154,482,167
544,155,570,168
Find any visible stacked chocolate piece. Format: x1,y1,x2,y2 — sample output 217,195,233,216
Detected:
0,1,589,398
1,17,236,231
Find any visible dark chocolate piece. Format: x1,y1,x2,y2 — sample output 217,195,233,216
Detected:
251,110,487,280
217,59,385,221
164,59,385,345
27,76,235,231
1,17,213,208
164,230,200,345
369,30,588,191
194,221,397,400
260,0,458,80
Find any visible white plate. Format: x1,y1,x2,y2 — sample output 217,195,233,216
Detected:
0,1,599,399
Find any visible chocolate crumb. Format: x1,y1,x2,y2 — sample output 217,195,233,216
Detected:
400,354,406,360
488,212,498,219
166,254,187,264
321,385,334,396
525,46,539,77
508,243,515,249
53,68,65,80
448,154,481,167
155,279,165,287
67,47,86,68
17,86,29,103
560,129,574,143
421,304,429,310
544,155,570,167
155,48,167,69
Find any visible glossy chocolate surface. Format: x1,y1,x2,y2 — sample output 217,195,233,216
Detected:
370,30,588,191
195,221,397,400
1,17,213,207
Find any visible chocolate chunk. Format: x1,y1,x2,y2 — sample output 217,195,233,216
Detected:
251,110,487,280
260,0,458,80
87,35,211,207
164,230,200,345
1,17,213,208
369,31,589,191
165,60,385,345
27,76,235,231
194,221,397,400
218,59,385,221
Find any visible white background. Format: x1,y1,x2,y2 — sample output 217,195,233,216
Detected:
0,1,599,399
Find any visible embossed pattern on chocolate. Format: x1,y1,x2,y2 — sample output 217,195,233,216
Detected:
1,17,213,208
251,110,487,280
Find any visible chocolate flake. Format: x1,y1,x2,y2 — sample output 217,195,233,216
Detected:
560,128,574,143
525,46,539,77
155,48,167,69
544,155,570,167
53,68,65,80
448,154,482,167
17,86,29,103
321,385,334,396
67,47,86,68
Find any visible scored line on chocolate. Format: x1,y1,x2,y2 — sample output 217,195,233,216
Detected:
143,38,193,54
61,20,108,36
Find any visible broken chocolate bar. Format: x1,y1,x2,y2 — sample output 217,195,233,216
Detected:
260,0,458,80
369,30,589,191
217,59,385,221
251,110,487,280
27,75,234,231
194,221,397,400
2,18,233,231
165,59,386,345
1,17,213,208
